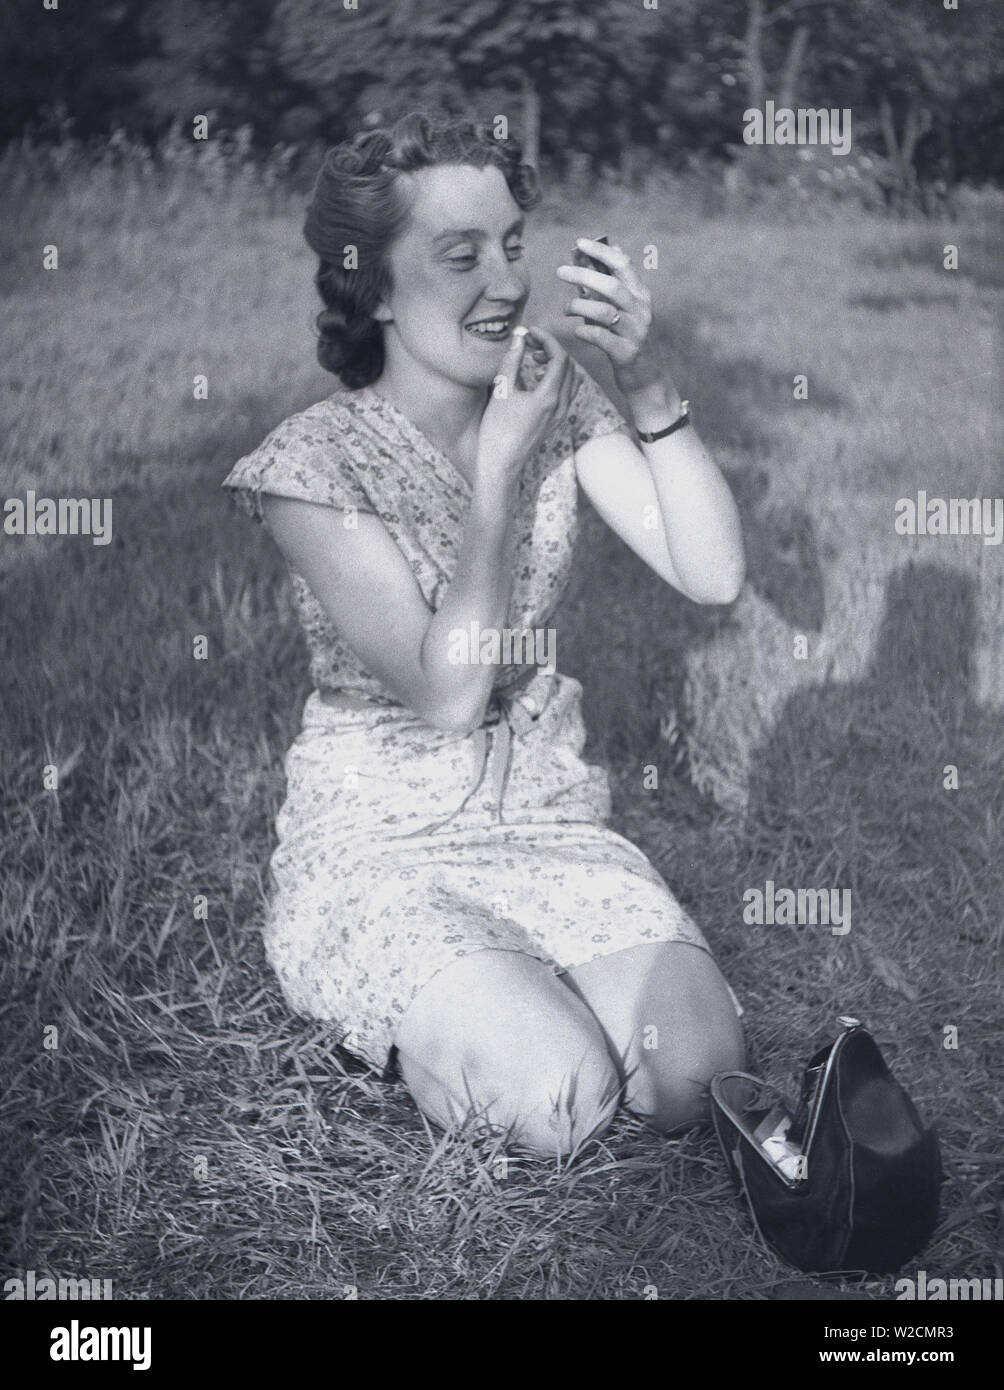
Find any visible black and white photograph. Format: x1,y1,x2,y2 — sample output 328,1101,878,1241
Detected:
2,0,1001,1347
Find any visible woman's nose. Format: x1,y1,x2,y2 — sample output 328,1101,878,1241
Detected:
484,250,528,302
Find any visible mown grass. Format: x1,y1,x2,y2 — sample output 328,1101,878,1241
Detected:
1,148,1001,1300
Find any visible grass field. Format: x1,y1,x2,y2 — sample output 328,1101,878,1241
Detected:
1,147,1002,1300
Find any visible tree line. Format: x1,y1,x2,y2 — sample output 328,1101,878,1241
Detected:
3,0,1001,194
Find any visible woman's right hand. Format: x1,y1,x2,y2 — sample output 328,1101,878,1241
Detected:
475,326,575,493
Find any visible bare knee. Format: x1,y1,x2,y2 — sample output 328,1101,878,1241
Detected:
580,944,747,1134
395,950,622,1157
400,1025,620,1157
627,1014,746,1134
506,1044,621,1156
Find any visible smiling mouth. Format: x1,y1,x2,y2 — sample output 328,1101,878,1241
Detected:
464,313,517,341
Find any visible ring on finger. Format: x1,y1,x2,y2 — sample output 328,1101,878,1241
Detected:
610,311,621,327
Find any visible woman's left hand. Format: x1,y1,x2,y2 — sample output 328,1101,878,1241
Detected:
557,238,666,397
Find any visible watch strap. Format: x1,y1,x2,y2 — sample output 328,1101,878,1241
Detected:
636,400,690,443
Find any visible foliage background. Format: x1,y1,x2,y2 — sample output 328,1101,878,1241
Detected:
3,0,1003,196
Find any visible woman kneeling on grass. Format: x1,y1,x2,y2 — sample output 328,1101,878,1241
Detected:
223,112,747,1157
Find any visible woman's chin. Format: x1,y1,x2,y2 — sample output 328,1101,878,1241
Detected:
456,353,508,388
416,343,510,391
472,337,517,377
477,337,510,358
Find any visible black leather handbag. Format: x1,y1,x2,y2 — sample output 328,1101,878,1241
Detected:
710,1018,943,1274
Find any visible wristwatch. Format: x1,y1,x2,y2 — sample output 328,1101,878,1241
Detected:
636,400,690,443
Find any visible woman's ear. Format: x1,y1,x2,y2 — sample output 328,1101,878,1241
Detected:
372,301,393,324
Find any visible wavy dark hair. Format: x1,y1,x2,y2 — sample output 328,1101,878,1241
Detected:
303,112,541,389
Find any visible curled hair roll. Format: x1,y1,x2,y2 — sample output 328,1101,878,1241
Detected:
304,112,540,389
313,274,385,390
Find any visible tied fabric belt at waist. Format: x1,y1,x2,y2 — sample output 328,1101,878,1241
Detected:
317,671,554,832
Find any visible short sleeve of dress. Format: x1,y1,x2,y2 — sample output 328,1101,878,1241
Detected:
566,359,629,455
221,401,374,524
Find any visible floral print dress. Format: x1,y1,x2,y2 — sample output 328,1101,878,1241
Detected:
222,359,712,1071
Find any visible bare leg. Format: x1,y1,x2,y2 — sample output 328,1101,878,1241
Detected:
563,942,745,1133
394,949,622,1157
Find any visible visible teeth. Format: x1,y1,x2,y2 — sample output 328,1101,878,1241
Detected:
466,319,510,334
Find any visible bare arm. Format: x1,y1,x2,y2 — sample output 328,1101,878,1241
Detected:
263,471,519,733
574,415,745,605
559,237,745,606
262,326,574,734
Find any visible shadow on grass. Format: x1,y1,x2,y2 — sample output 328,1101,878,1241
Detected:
746,561,1001,876
741,561,1003,1271
555,306,827,787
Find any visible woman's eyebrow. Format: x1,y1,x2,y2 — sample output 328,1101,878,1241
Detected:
432,217,525,244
